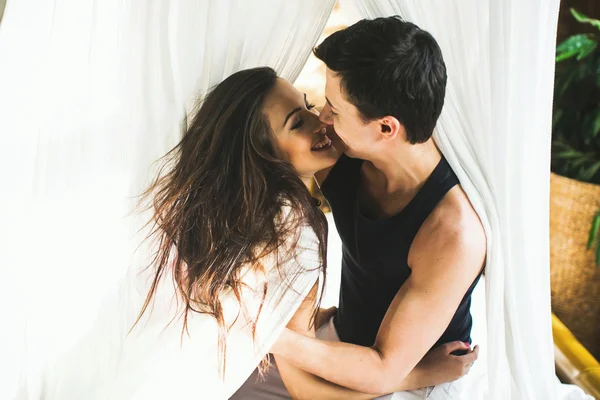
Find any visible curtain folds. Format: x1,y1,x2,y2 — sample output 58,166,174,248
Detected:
1,0,594,398
354,1,592,399
0,1,335,399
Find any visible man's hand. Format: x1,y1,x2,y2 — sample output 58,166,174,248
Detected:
414,341,479,386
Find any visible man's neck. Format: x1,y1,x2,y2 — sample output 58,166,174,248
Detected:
364,139,442,195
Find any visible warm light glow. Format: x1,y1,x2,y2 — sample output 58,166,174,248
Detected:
295,1,360,107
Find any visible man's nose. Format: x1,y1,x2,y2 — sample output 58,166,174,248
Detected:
319,103,334,125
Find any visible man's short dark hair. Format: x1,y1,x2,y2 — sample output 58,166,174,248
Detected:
314,16,447,144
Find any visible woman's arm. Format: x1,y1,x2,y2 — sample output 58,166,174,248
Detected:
273,283,380,399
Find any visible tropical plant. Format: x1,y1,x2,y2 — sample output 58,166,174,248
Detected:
552,8,600,265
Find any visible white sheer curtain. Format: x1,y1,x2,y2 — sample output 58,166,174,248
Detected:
353,1,592,399
0,1,334,399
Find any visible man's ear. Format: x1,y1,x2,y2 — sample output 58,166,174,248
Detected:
379,116,403,140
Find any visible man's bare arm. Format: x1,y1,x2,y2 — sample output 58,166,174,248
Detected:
272,205,486,394
273,283,379,399
273,281,457,399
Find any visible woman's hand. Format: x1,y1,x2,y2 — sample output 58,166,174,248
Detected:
414,341,479,386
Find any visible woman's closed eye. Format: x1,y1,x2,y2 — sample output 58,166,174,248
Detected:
291,117,304,130
290,95,316,130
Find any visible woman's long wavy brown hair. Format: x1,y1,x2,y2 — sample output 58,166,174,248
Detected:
135,67,327,376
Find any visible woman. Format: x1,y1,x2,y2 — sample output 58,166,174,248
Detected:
128,66,475,399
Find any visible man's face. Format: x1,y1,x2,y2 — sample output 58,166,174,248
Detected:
319,68,380,158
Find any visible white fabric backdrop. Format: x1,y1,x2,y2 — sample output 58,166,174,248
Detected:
1,0,595,398
0,1,334,399
353,1,592,399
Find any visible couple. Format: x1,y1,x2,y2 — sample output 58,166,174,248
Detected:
139,16,485,400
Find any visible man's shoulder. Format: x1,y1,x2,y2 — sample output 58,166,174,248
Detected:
430,185,484,240
410,186,486,272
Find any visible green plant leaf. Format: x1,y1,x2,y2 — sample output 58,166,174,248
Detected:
556,35,597,62
558,69,578,95
571,155,593,169
553,140,572,150
589,212,600,250
571,8,600,31
555,149,583,159
582,113,600,141
577,41,598,61
581,161,600,181
592,113,600,137
552,109,563,128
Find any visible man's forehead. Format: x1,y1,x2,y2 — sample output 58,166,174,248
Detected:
325,67,337,79
325,69,340,88
324,70,342,105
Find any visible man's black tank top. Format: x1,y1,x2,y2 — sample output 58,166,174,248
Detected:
321,154,481,348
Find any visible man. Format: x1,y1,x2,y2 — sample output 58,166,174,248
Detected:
233,16,484,399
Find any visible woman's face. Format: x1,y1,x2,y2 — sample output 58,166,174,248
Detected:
263,78,339,182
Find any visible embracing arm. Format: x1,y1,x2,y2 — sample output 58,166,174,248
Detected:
273,209,485,394
273,283,379,400
272,283,474,398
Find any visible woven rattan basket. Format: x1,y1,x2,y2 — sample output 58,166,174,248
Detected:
550,172,600,360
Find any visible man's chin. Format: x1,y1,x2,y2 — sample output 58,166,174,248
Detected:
343,148,360,158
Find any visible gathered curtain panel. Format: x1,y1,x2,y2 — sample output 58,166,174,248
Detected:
0,1,334,399
353,1,592,399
